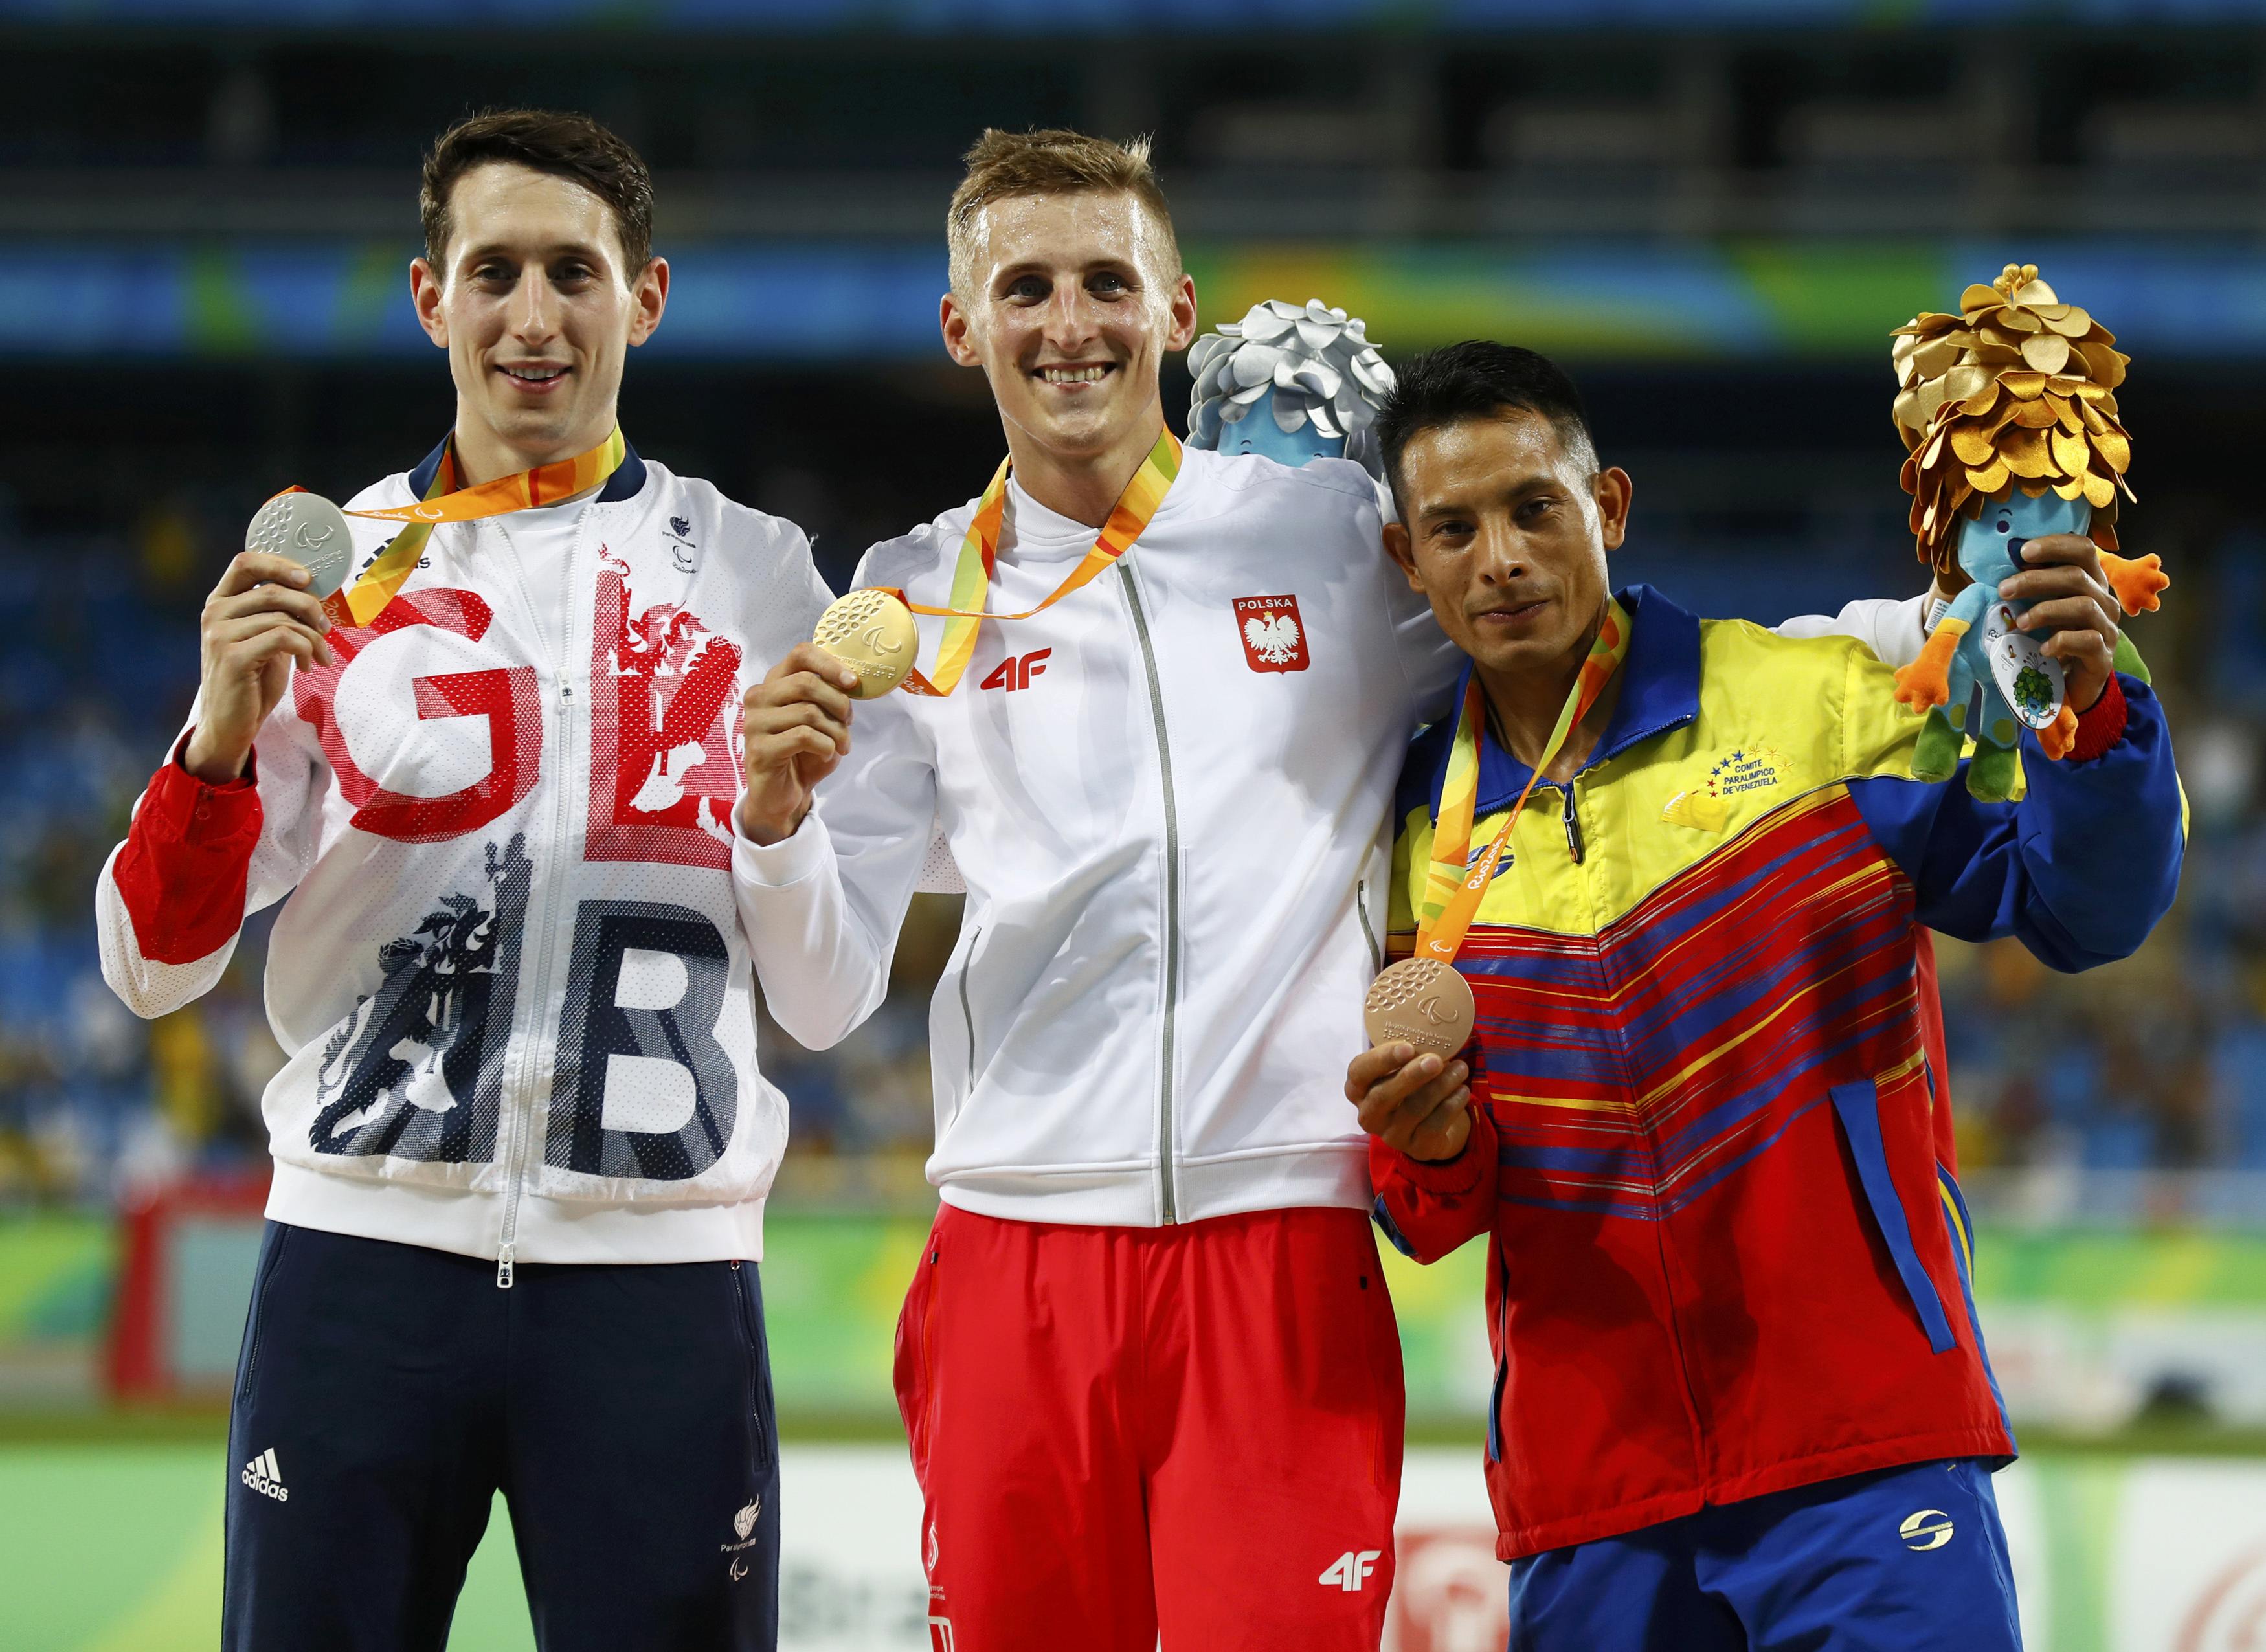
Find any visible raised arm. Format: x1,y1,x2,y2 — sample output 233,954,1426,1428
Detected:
733,643,937,1050
1845,662,2182,972
96,549,333,1017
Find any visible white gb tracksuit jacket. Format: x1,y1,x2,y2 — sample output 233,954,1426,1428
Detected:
97,445,833,1269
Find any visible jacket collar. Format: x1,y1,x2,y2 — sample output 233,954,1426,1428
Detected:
406,434,648,504
1431,583,1703,820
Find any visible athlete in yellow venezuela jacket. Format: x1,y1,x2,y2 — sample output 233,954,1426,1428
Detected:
1351,344,2182,1649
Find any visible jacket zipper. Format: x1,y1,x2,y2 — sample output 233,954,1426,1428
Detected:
1486,1255,1510,1462
1116,560,1182,1225
958,926,983,1088
1356,878,1382,972
493,510,585,1287
1566,746,1713,1478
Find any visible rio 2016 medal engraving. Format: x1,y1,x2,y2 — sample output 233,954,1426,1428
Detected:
1363,957,1476,1057
814,588,919,699
245,491,354,601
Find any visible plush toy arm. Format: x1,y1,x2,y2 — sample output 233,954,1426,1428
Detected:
2037,702,2080,760
2099,552,2169,616
1893,616,1969,712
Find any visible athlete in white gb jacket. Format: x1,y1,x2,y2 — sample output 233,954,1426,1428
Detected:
94,113,821,1652
101,445,822,1261
733,129,1930,1652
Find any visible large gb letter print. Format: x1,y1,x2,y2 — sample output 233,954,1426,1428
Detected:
546,900,737,1181
292,589,541,844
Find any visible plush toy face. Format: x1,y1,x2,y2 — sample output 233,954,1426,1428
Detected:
1957,487,2090,590
1218,388,1344,466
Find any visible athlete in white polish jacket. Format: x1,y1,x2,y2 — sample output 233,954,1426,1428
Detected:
97,444,833,1271
739,444,1927,1229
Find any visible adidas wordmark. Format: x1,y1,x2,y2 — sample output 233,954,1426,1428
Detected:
242,1448,289,1502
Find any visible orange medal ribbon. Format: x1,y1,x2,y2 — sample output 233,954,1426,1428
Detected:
881,428,1181,697
322,428,629,628
1413,597,1632,964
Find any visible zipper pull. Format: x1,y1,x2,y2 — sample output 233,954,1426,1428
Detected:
496,1242,515,1290
1562,785,1584,864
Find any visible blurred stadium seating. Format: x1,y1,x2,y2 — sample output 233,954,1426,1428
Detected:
2,3,2265,1644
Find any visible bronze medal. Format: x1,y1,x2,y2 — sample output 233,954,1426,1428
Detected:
1363,957,1476,1056
814,588,918,699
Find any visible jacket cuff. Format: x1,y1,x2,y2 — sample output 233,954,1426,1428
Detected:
1383,1122,1491,1196
2068,674,2129,765
732,806,833,889
115,733,264,966
157,729,262,834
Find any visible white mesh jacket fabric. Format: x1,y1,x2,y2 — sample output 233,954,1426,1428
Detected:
95,458,834,1266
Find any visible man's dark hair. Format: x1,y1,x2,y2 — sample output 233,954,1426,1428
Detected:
1374,341,1600,512
420,109,655,273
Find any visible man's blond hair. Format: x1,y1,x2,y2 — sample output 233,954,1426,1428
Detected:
947,128,1182,295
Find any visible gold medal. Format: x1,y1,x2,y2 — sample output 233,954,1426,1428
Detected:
1363,957,1477,1056
814,588,919,699
245,489,355,601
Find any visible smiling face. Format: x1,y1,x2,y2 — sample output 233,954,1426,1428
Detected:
1384,409,1632,686
410,162,668,482
940,189,1196,471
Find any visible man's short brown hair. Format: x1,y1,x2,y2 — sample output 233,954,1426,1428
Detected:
947,128,1180,294
420,108,655,273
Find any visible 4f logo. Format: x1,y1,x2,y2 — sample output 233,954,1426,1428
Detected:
1319,1550,1382,1592
980,648,1051,693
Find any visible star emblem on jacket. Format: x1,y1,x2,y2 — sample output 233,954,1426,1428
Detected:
1706,745,1784,798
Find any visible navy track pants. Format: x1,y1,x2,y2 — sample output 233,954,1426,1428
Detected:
223,1222,780,1652
1509,1457,2023,1651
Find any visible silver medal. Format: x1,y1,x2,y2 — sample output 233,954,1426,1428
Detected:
245,491,355,601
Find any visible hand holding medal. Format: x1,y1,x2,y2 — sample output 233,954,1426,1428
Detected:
179,496,353,784
745,428,1185,846
1349,600,1633,1163
813,588,919,698
193,431,634,787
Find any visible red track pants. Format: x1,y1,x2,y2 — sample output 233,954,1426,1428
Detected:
893,1203,1405,1651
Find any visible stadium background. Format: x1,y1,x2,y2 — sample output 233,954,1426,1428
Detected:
3,1,2266,1646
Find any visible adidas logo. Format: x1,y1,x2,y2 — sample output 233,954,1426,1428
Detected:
241,1447,289,1503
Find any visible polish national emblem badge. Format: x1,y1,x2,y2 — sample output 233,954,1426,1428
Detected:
1233,594,1310,673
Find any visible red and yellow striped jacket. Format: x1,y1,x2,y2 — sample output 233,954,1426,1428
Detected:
1373,584,2182,1561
